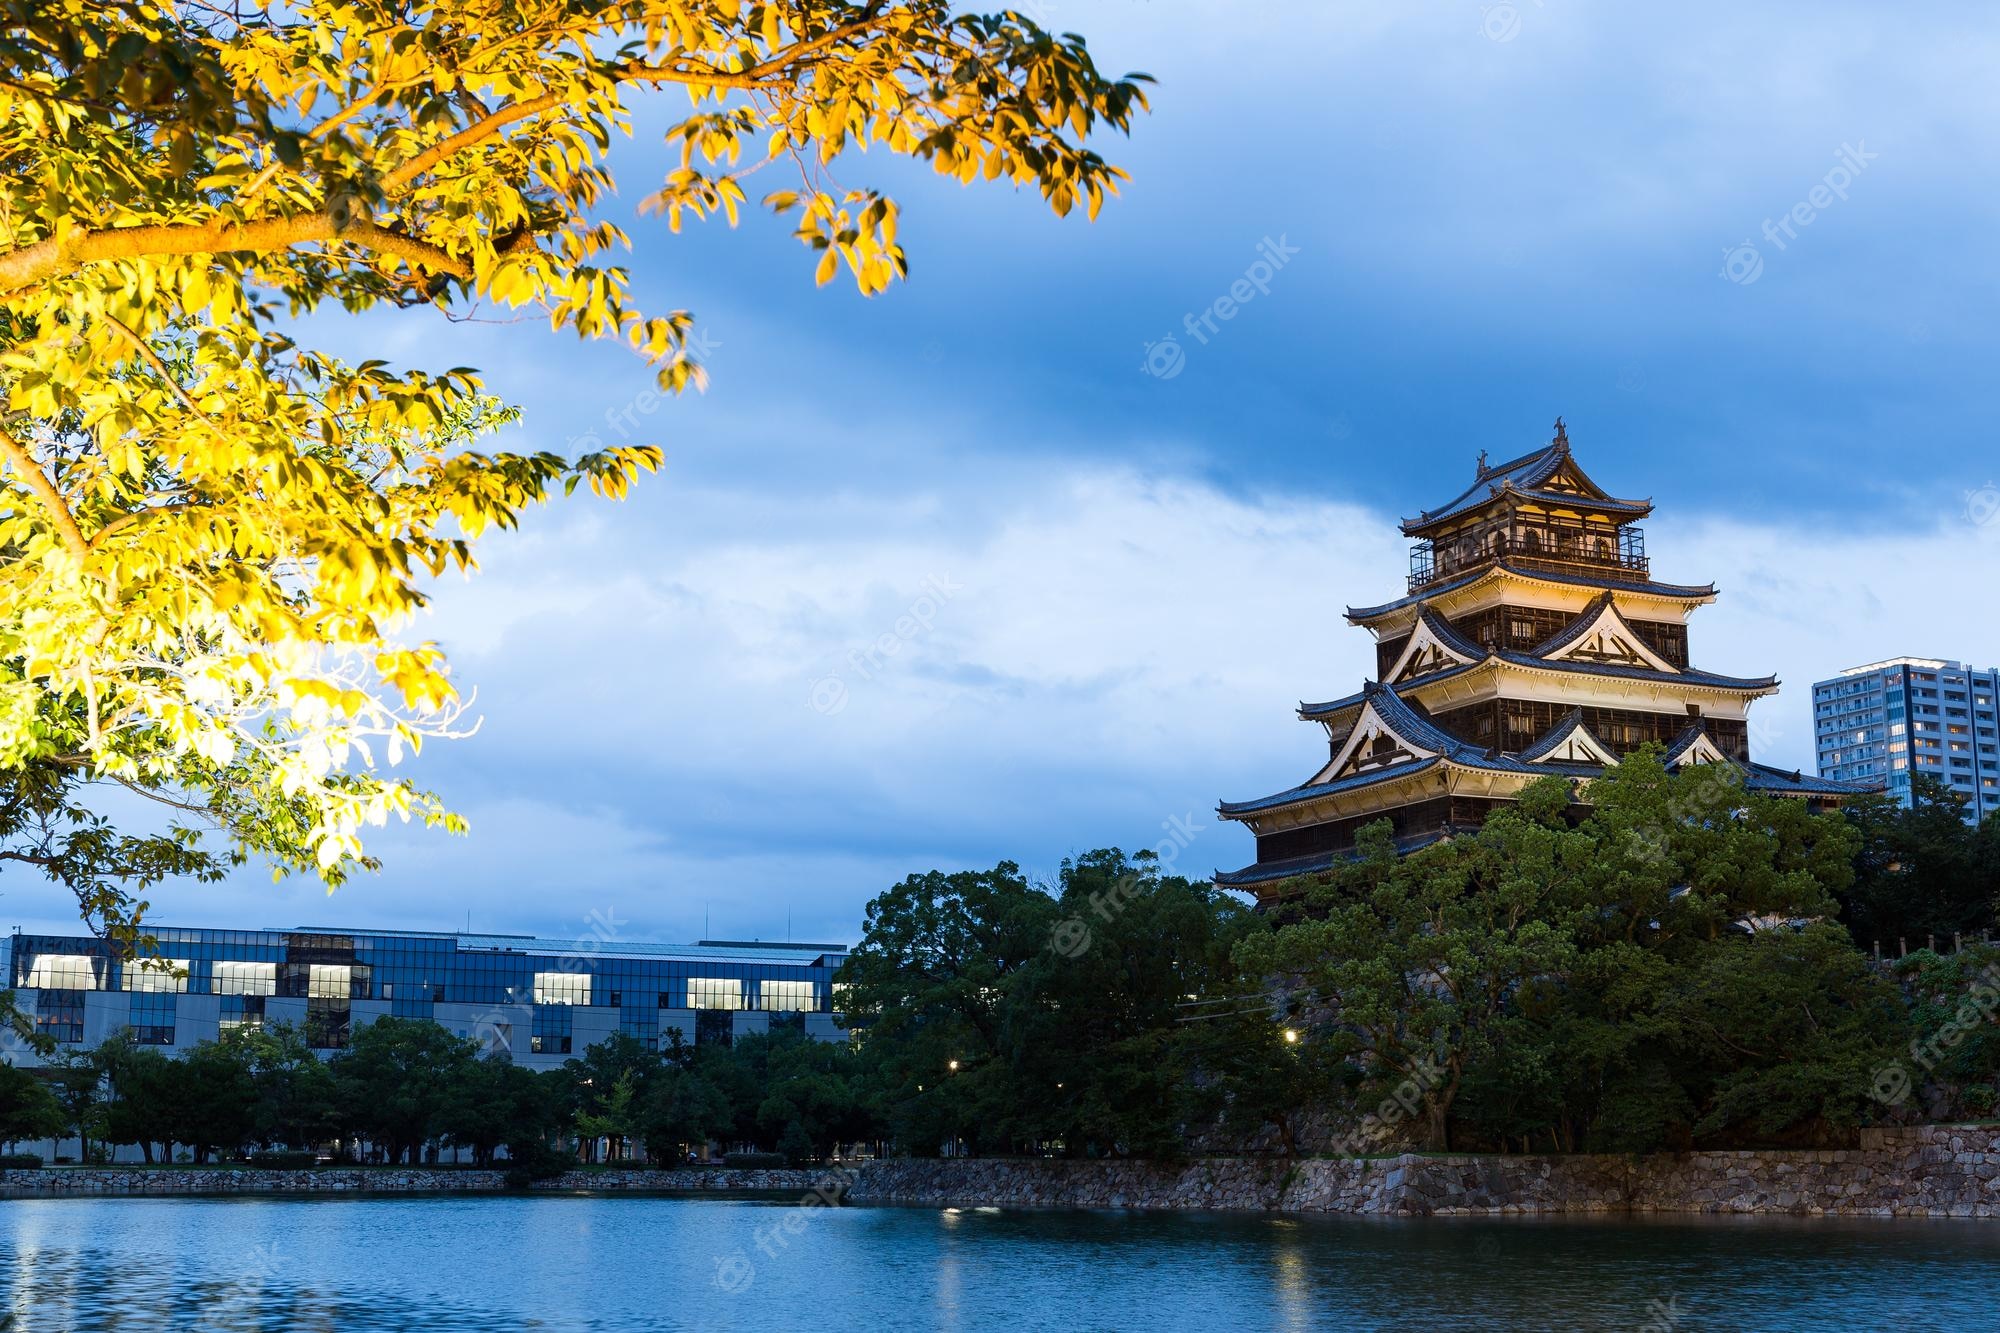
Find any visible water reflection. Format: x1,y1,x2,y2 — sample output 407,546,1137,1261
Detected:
0,1197,1995,1331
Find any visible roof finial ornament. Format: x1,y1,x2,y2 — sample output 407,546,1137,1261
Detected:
1475,449,1489,476
1552,416,1568,448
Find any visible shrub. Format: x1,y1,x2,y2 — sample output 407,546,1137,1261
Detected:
723,1150,786,1169
0,1154,43,1170
1963,1086,1996,1117
502,1142,578,1190
247,1150,318,1169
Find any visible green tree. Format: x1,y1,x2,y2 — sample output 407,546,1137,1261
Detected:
1007,849,1262,1159
439,1055,553,1167
0,1061,66,1150
1239,783,1594,1151
635,1064,735,1163
330,1017,478,1163
1841,777,1995,949
239,1023,341,1152
562,1033,663,1162
835,862,1057,1155
45,1047,103,1161
92,1032,178,1162
173,1037,258,1161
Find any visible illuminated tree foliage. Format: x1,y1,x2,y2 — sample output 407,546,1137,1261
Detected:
0,1,1147,917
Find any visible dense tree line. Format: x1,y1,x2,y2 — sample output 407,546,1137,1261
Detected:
830,756,2000,1158
1839,775,2000,950
3,751,1997,1167
0,1016,876,1173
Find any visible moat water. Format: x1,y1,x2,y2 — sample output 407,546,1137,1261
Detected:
2,1195,1997,1330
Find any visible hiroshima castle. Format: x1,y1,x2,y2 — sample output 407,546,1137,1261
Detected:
1217,422,1869,902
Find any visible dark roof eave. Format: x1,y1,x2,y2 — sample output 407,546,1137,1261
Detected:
1345,562,1719,623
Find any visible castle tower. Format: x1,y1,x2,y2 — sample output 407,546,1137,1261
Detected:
1216,422,1868,903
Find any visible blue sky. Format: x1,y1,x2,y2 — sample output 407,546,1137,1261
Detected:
13,0,2000,944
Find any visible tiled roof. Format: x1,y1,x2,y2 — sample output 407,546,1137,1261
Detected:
1217,755,1444,816
1232,683,1605,814
1523,590,1618,658
1491,649,1776,693
1214,830,1456,888
1401,441,1650,533
1302,651,1777,717
1345,561,1718,623
1513,707,1617,764
1742,763,1882,797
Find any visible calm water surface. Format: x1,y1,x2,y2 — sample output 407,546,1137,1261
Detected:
1,1195,1997,1331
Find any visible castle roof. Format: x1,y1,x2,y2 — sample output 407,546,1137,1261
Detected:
1400,429,1651,536
1344,560,1717,624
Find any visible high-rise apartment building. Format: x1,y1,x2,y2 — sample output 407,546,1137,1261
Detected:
1813,658,2000,823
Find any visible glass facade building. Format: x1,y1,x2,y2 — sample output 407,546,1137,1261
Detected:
1813,657,2000,823
5,925,850,1068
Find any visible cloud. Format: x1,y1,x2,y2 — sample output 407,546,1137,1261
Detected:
15,463,1971,945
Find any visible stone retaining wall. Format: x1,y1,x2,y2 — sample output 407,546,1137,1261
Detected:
0,1166,843,1199
847,1125,2000,1219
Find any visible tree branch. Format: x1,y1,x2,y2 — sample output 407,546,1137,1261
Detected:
0,210,471,296
0,422,89,562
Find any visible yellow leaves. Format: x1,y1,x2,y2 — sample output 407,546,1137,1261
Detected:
0,0,1147,889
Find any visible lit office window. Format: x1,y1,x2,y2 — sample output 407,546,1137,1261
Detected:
214,962,278,996
27,955,103,990
124,959,190,993
308,964,352,999
759,980,817,1012
533,971,592,1005
687,977,745,1011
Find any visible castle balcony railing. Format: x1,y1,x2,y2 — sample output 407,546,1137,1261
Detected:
1409,519,1648,593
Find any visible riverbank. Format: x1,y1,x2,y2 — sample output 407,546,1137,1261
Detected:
848,1125,2000,1219
0,1165,846,1199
